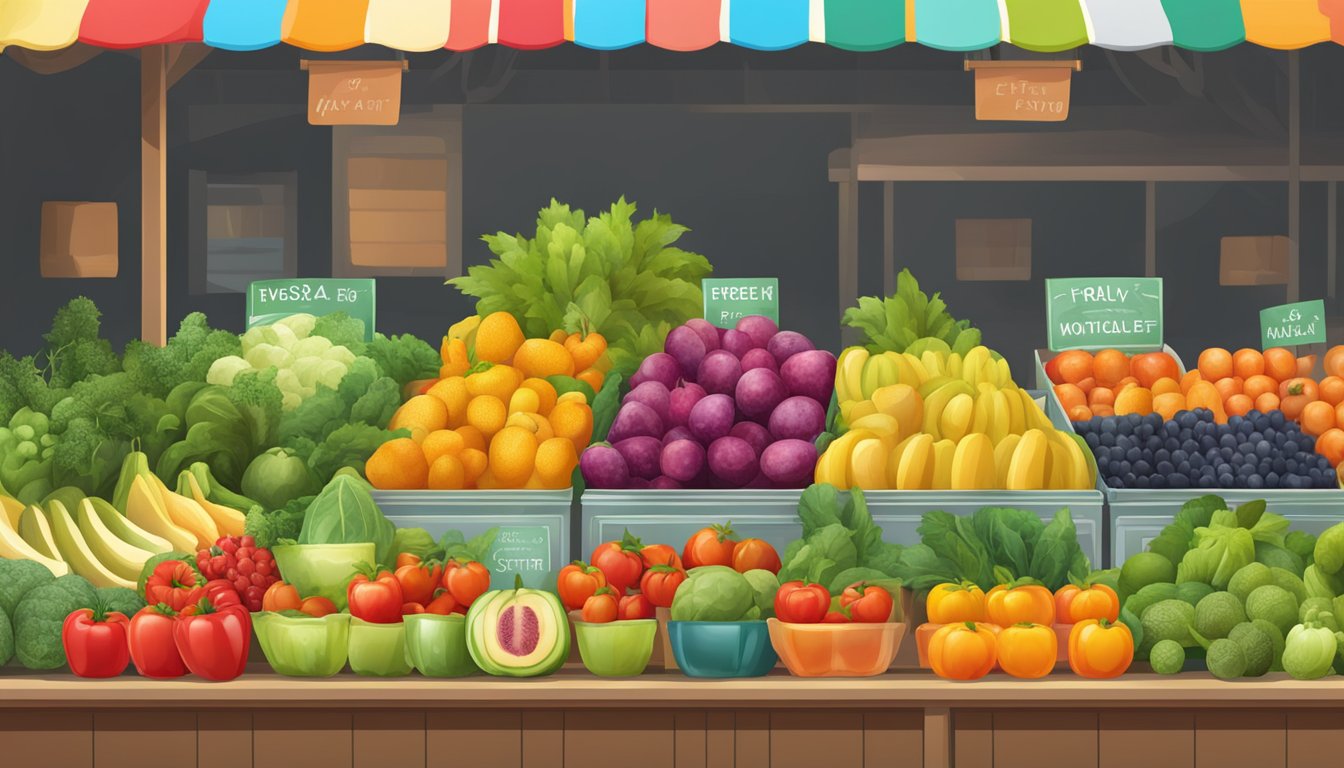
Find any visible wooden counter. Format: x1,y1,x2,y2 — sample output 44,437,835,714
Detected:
0,667,1339,768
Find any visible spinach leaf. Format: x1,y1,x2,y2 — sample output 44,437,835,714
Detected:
917,511,994,589
1026,508,1083,590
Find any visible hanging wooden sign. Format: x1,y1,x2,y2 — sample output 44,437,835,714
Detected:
302,60,406,126
965,60,1081,123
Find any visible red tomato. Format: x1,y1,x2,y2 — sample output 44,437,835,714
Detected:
127,605,186,679
822,610,852,623
839,582,895,623
639,565,686,608
424,591,458,615
557,561,607,611
396,561,442,606
144,560,203,613
618,593,656,620
683,523,738,569
774,581,830,624
298,596,337,618
581,588,619,623
442,560,491,609
347,568,404,624
62,609,130,678
640,543,682,570
590,540,644,596
395,552,422,569
731,538,780,574
261,581,301,613
402,602,426,615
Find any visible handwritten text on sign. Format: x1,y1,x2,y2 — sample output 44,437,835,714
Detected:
1046,277,1164,352
1261,299,1327,348
973,65,1075,122
307,61,402,126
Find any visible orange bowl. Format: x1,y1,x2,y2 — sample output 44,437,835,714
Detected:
767,618,906,677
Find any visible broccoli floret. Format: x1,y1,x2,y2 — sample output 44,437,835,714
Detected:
244,497,311,549
311,312,368,353
95,587,145,618
0,559,56,618
227,367,283,452
14,574,96,669
41,297,121,389
349,377,401,428
124,313,241,398
365,333,441,388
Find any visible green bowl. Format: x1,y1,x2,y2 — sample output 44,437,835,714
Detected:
348,618,413,677
404,614,479,678
574,619,657,677
272,543,374,611
252,612,350,677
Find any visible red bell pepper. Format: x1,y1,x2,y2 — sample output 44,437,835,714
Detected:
774,581,831,624
347,566,404,624
128,605,188,679
144,559,204,612
174,598,251,682
62,608,130,678
202,578,243,609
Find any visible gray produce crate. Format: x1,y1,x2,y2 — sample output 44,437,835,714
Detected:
580,489,804,559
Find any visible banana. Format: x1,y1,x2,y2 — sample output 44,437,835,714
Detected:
1066,433,1099,488
920,350,945,379
971,389,993,436
860,355,897,401
980,360,999,388
994,435,1022,489
74,499,154,582
1002,387,1027,436
1006,429,1049,490
836,347,869,403
1019,389,1052,431
922,380,975,441
151,474,220,550
18,505,59,559
1046,438,1073,491
894,433,935,490
984,389,1011,444
125,475,198,553
182,474,246,538
815,429,876,487
47,500,135,589
850,413,903,443
883,352,919,386
951,434,997,490
917,376,955,400
886,434,916,487
930,439,957,490
901,353,930,385
946,352,963,381
845,400,879,425
112,451,152,520
1059,433,1094,489
872,384,923,436
849,438,891,490
962,347,990,386
0,504,67,575
939,393,975,443
996,357,1014,388
86,497,171,555
1,494,23,528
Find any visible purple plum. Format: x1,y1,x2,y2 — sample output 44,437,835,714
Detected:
721,329,757,358
708,436,760,487
739,347,778,374
683,319,721,353
688,394,736,445
768,396,827,442
661,439,706,483
729,421,772,458
735,368,789,422
767,331,815,366
667,383,707,428
663,425,695,445
780,349,837,405
607,401,664,444
735,315,779,348
581,444,630,489
664,325,708,381
630,352,680,390
760,439,817,487
623,381,671,426
697,350,743,396
628,477,651,489
615,436,663,481
649,476,683,490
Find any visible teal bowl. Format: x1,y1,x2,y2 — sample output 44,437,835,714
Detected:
667,621,777,678
404,614,479,678
575,619,657,677
348,618,413,677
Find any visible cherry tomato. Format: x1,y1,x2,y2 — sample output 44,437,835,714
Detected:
581,588,618,623
775,581,830,624
639,565,686,608
396,561,442,606
617,593,656,620
731,538,780,574
683,523,738,569
261,581,301,613
557,561,607,611
639,543,682,570
840,582,895,623
395,552,422,569
442,559,491,609
590,540,644,596
298,596,337,618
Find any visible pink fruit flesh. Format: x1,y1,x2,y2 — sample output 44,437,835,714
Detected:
497,605,541,657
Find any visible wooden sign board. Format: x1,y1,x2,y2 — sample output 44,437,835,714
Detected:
304,60,405,126
967,61,1080,123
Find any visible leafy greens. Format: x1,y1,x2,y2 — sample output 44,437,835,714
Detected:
842,269,982,356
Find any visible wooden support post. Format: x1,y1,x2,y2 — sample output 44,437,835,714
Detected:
838,178,859,326
1145,181,1156,277
883,182,896,295
1288,51,1301,303
924,707,951,768
141,47,167,346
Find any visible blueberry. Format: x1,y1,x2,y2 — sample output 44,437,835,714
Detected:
1218,473,1235,488
1231,453,1245,467
1155,448,1171,464
1117,420,1133,436
1100,433,1116,447
1110,446,1126,462
1283,474,1300,489
1177,412,1197,429
1258,460,1273,476
1170,473,1191,488
1255,441,1272,459
1237,463,1255,478
1266,472,1280,488
1106,476,1125,489
1271,411,1286,428
1182,439,1199,454
1118,461,1133,476
1156,461,1174,476
1238,421,1255,436
1285,440,1301,455
1249,431,1263,444
1150,474,1168,489
1219,434,1238,449
1248,474,1265,489
1126,447,1142,463
1135,475,1150,489
1101,417,1118,433
1287,459,1299,474
1177,460,1192,475
1310,467,1324,483
1165,422,1181,438
1085,432,1100,448
1123,472,1138,487
1198,475,1217,488
1234,475,1248,488
1164,437,1180,452
1172,449,1189,464
1134,460,1153,476
1200,435,1217,451
1320,456,1334,470
1147,436,1164,452
1229,415,1244,430
1221,447,1235,461
1273,457,1288,474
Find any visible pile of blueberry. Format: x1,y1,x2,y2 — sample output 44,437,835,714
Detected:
1072,409,1337,490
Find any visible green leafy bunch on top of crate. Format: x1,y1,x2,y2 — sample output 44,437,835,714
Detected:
842,269,983,357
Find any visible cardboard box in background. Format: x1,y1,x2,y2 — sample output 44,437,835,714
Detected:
41,202,118,278
1220,235,1288,286
956,218,1032,282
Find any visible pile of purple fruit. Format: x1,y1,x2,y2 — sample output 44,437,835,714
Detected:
580,316,836,489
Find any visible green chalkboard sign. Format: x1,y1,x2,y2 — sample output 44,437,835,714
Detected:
702,278,779,330
1046,277,1163,352
1261,299,1326,348
247,279,376,341
485,526,551,585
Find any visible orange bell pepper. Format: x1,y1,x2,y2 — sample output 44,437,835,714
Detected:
996,622,1057,679
986,582,1055,626
1067,619,1134,679
928,622,997,680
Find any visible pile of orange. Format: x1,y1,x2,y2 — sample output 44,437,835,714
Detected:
1045,349,1182,421
365,312,599,491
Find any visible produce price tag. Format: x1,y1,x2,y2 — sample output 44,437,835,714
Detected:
1045,277,1163,352
1260,299,1326,348
702,278,779,329
247,279,376,341
487,526,551,589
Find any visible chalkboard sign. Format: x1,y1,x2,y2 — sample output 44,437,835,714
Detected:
702,278,779,329
486,526,551,585
1261,299,1327,348
247,278,376,341
1046,277,1163,352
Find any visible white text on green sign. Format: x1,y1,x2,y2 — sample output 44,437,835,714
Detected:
489,526,550,576
1045,277,1163,352
1261,299,1327,348
247,278,376,342
702,278,780,329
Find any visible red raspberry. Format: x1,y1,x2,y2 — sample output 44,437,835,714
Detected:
198,535,280,608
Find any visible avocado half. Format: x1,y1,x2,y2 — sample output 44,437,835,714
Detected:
466,575,570,677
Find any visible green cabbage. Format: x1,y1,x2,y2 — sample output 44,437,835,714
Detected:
242,447,318,511
670,566,760,622
297,474,395,569
1177,526,1254,590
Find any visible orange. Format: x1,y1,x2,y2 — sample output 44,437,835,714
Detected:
1300,400,1337,437
1243,375,1278,402
1224,394,1254,418
566,332,608,373
534,437,580,489
1255,392,1281,413
1053,350,1094,385
519,378,559,416
1089,387,1115,407
1091,405,1116,418
1197,348,1233,382
1114,376,1140,392
454,425,487,452
422,429,466,466
1231,348,1264,380
1092,350,1130,388
475,312,526,364
1153,393,1186,422
1325,345,1344,379
427,454,467,490
466,364,521,403
1067,405,1094,421
1298,354,1318,378
1185,381,1226,422
576,368,605,394
507,412,555,442
426,377,471,428
549,400,594,452
389,395,450,436
1114,386,1153,417
488,426,539,487
466,395,507,440
1075,377,1097,395
1213,377,1243,402
512,338,576,379
1319,376,1344,406
1054,384,1086,412
1131,352,1180,389
365,438,430,490
459,448,488,487
1264,347,1297,381
1180,370,1203,394
1316,428,1344,466
1150,377,1181,396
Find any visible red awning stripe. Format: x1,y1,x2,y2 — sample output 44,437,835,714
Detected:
78,0,207,49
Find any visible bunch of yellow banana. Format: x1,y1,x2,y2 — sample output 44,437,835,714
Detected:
836,345,1014,406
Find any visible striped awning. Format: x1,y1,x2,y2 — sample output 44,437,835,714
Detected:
1,0,1340,53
